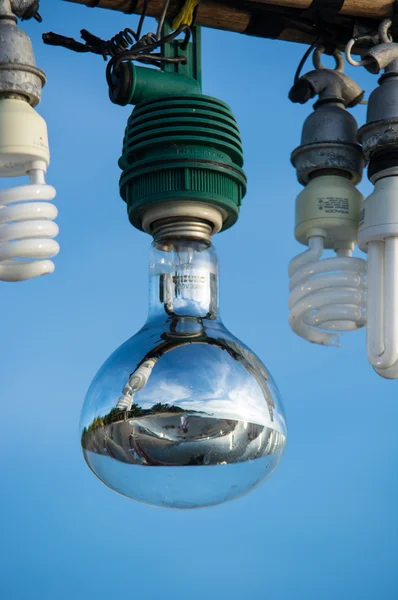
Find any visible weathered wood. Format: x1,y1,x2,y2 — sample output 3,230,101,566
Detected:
65,0,251,34
254,0,392,20
62,0,387,48
64,0,395,21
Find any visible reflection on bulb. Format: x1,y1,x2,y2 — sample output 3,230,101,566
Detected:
80,239,286,508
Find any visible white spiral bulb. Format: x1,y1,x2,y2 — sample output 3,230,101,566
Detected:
289,235,367,346
0,169,59,282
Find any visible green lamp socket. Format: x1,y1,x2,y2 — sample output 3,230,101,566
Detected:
109,62,202,107
115,26,247,233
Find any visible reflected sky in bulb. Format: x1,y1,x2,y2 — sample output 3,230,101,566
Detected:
0,2,397,599
80,318,287,506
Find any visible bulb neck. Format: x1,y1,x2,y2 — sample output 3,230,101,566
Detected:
147,237,220,328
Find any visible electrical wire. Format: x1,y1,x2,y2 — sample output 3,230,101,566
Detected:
106,24,191,88
136,1,147,40
294,35,320,85
43,0,191,74
157,0,171,41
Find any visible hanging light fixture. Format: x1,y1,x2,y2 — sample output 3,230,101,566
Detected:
345,18,398,378
288,46,367,348
0,0,58,282
73,23,287,508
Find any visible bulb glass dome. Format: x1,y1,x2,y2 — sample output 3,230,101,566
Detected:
80,238,287,508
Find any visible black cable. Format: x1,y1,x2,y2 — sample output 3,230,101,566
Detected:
43,0,193,103
136,0,148,40
104,28,139,56
43,0,190,68
157,0,171,41
106,53,187,88
42,32,100,54
294,34,320,85
106,23,191,86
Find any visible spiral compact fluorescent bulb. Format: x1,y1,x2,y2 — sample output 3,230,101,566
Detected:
288,49,367,349
0,100,58,282
289,175,367,346
0,9,58,282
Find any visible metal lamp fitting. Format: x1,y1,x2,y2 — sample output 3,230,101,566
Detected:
357,19,398,76
358,20,398,173
0,0,41,21
290,48,364,186
288,48,366,344
289,47,364,108
0,0,45,106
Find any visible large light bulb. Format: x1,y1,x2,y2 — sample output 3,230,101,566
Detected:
359,173,398,378
80,236,286,508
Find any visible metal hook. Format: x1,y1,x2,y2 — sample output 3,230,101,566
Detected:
313,46,344,73
379,18,394,44
345,38,375,68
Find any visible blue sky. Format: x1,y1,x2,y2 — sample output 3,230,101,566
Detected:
0,1,397,598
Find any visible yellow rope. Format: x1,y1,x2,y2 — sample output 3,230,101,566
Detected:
171,0,199,29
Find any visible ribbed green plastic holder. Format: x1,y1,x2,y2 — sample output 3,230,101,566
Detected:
119,94,247,232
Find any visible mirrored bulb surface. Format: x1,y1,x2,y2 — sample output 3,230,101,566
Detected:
80,239,287,508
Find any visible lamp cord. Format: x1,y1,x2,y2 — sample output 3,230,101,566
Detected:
43,0,191,71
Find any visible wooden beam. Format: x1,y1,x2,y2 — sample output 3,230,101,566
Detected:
62,0,386,48
64,0,250,35
64,0,395,21
249,0,393,20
